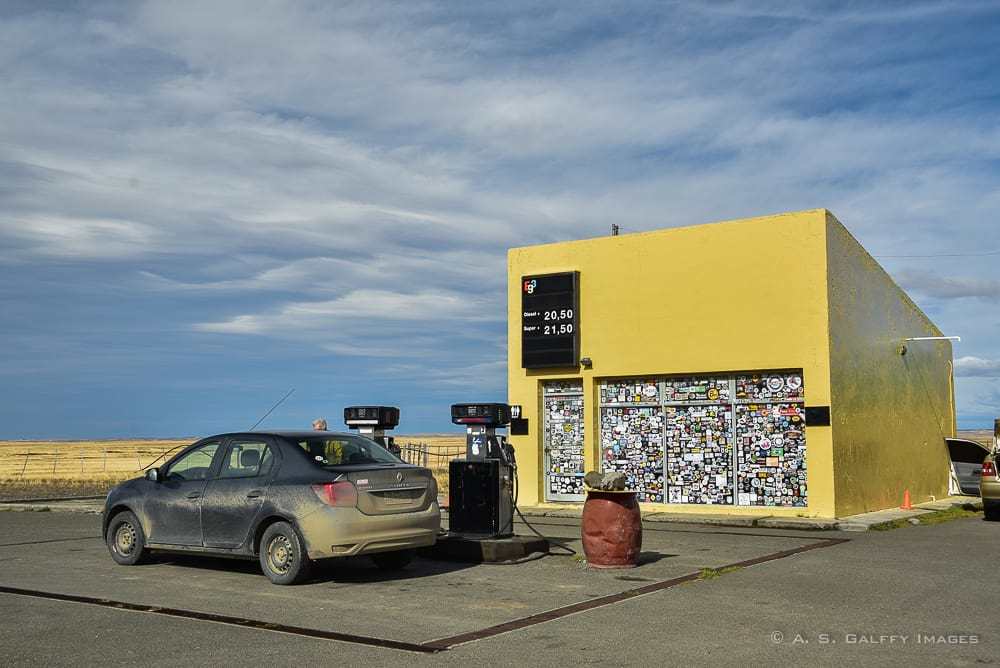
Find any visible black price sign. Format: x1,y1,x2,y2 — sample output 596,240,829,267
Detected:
521,272,579,368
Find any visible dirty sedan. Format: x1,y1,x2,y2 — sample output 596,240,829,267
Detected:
102,431,440,584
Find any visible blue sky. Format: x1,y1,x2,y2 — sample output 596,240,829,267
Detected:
1,1,999,438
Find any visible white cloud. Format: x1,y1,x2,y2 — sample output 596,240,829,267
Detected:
1,1,999,432
196,288,503,333
955,356,1000,378
0,216,158,260
193,287,505,361
895,270,1000,300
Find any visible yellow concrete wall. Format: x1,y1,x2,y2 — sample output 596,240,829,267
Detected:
825,212,955,516
507,209,837,517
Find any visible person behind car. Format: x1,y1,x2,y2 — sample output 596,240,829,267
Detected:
312,418,327,431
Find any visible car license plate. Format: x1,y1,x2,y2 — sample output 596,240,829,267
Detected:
382,490,413,505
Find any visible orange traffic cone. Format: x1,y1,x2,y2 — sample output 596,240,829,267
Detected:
901,489,913,510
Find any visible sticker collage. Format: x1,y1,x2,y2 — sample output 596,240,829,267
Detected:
598,371,807,507
734,373,807,507
543,381,586,500
598,380,665,503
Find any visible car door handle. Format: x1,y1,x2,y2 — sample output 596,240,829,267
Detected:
246,490,263,499
186,492,201,499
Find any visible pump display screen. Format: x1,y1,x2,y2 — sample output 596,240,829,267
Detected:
521,271,580,368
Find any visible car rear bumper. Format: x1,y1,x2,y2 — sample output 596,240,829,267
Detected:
297,501,441,560
981,478,1000,503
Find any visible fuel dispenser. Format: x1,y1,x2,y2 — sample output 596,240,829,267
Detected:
343,405,402,456
448,403,515,537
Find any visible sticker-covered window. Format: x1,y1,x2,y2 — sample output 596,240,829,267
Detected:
600,370,807,508
736,403,807,507
600,406,665,503
543,381,585,501
600,379,660,404
664,404,733,505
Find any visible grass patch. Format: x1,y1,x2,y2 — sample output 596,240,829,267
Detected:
914,506,981,525
697,565,744,580
870,506,982,531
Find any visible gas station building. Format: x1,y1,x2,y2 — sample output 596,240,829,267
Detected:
506,209,956,519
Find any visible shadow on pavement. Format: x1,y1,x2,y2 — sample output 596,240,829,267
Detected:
149,552,479,584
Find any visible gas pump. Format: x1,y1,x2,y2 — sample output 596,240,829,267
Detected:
343,405,401,456
448,403,515,537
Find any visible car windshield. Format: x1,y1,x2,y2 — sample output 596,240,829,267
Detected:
293,434,400,467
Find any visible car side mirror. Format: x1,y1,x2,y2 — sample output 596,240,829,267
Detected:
145,467,160,482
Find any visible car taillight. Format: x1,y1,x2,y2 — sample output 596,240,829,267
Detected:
982,461,997,478
311,481,358,507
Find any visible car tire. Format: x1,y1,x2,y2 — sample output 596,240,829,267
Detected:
371,549,414,571
259,521,311,585
106,510,148,565
985,503,1000,522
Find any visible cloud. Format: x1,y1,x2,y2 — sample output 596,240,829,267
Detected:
895,269,1000,300
194,288,505,364
1,0,1000,433
955,356,1000,378
0,216,159,260
197,288,502,333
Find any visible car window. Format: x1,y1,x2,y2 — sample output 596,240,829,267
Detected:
165,442,220,481
219,440,273,479
295,435,399,467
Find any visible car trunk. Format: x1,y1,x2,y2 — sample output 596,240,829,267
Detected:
946,438,991,496
343,466,435,515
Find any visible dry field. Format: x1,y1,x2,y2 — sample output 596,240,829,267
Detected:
0,435,464,500
958,430,995,447
2,430,991,501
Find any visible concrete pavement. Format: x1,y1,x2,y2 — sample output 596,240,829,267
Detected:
0,508,994,666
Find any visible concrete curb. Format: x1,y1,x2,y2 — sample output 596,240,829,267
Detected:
836,498,982,532
0,501,102,514
0,496,982,532
517,495,983,532
0,497,104,515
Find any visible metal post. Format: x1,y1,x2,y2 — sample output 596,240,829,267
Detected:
52,454,58,475
103,449,107,472
19,453,29,478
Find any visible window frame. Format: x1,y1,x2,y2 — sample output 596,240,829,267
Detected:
163,439,225,482
217,437,279,480
291,433,401,468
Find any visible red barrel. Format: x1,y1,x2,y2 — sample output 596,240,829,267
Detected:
581,490,642,568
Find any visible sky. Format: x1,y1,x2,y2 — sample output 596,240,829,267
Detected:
1,1,999,438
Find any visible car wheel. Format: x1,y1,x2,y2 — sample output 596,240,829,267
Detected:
259,521,311,585
106,510,148,565
371,549,414,571
985,503,1000,522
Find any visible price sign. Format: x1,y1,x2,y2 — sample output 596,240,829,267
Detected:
521,272,580,368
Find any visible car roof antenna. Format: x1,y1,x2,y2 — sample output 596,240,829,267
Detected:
248,388,296,431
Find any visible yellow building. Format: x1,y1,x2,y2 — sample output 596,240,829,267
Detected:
506,209,955,519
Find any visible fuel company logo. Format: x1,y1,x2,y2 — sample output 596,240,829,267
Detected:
523,279,537,294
